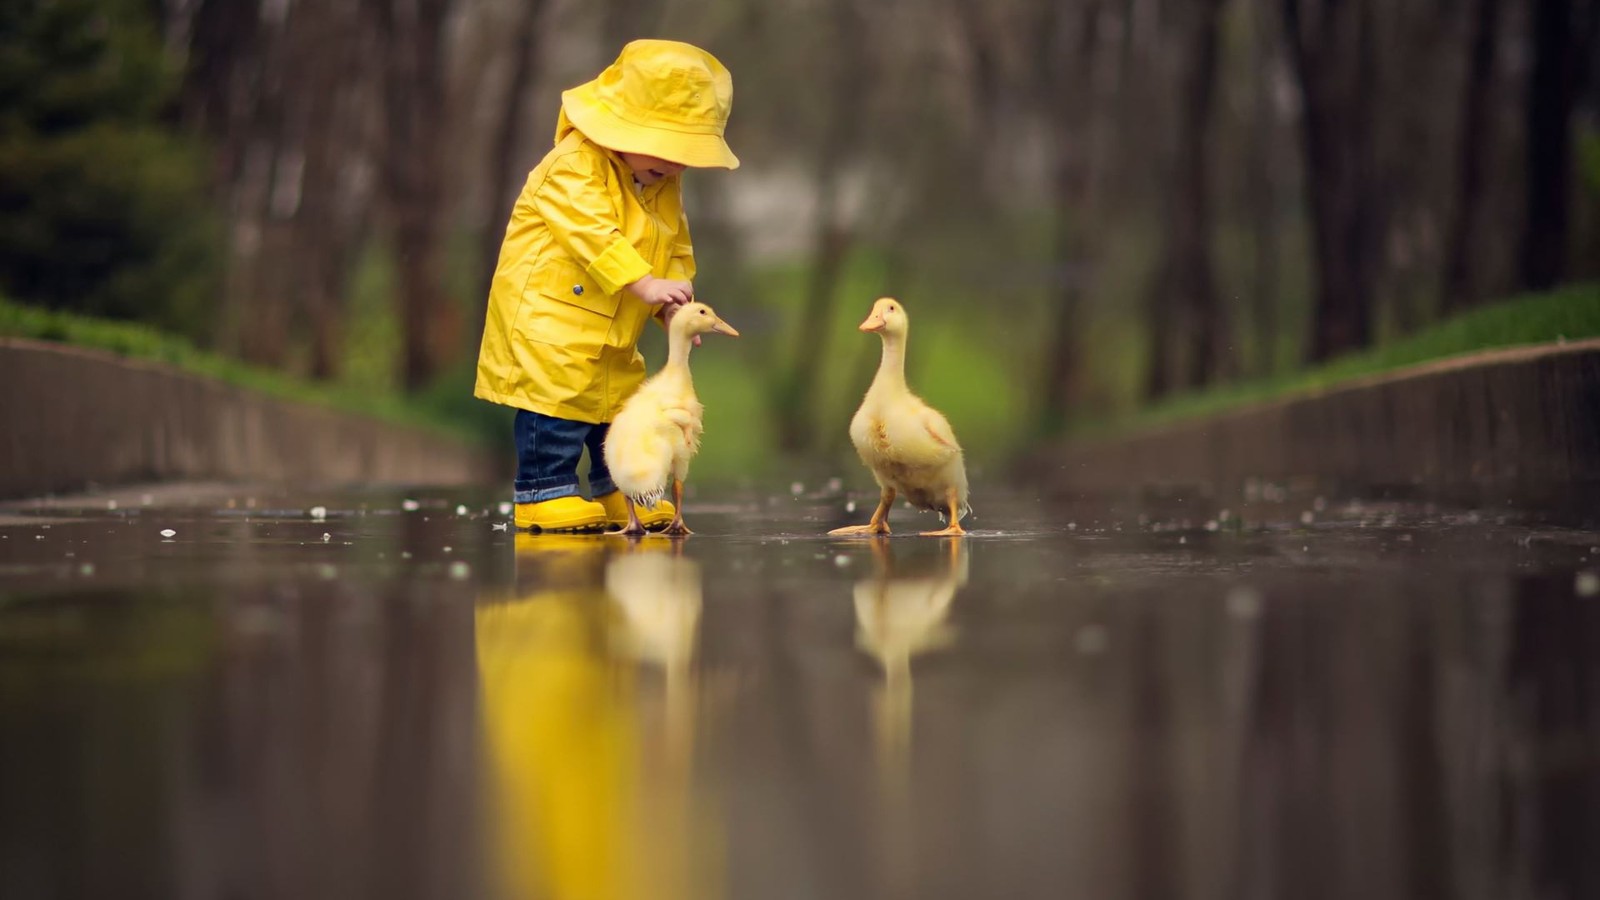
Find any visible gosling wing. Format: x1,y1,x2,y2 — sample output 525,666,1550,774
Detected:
880,400,963,469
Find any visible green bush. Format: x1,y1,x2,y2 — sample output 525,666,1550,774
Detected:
0,0,219,342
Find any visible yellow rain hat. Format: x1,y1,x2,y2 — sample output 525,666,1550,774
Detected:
561,39,739,170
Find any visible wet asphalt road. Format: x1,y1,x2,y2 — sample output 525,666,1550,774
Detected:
2,482,1599,900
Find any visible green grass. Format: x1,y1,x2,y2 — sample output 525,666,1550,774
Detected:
1090,282,1600,437
0,295,491,444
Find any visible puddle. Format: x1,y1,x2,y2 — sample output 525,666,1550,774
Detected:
2,485,1599,898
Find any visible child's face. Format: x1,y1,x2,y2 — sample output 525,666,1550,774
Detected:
620,152,686,185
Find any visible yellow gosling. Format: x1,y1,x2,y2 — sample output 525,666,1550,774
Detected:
830,297,970,537
603,301,739,536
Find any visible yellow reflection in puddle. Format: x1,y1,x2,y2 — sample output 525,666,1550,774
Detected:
852,537,968,896
853,538,968,778
476,535,719,900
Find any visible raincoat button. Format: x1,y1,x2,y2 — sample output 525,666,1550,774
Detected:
572,284,584,296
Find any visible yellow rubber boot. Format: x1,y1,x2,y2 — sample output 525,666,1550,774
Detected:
595,491,675,530
514,496,607,532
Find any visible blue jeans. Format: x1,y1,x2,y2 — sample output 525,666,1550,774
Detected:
512,410,617,504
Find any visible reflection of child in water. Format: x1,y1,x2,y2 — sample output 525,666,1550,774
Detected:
475,536,713,899
476,536,628,899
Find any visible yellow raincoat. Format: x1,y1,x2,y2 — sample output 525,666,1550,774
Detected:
475,40,736,423
473,121,691,422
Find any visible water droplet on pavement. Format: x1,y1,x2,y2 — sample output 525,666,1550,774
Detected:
1577,571,1600,597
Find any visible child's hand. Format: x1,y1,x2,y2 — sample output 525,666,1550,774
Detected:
626,275,694,307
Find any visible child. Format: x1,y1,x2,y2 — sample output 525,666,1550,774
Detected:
475,40,739,532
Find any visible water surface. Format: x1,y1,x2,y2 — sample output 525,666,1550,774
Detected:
2,484,1598,899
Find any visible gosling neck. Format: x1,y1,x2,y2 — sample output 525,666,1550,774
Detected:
665,324,695,372
873,329,909,392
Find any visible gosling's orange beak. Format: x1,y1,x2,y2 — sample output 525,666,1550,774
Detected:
711,319,740,337
859,313,886,333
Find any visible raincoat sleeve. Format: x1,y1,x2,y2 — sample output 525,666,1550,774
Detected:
665,209,696,282
533,153,653,295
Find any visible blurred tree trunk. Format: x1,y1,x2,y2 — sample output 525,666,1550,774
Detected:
479,0,547,299
1140,36,1176,396
1283,0,1384,362
287,0,375,381
177,0,379,379
1439,0,1505,314
1246,0,1282,376
774,0,870,454
1182,0,1230,389
600,0,665,54
1517,0,1599,292
1146,0,1230,400
178,0,290,365
1038,0,1106,424
954,2,1003,134
952,1,1009,195
1381,1,1457,336
369,0,456,393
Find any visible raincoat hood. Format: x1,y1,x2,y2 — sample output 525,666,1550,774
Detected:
559,39,738,170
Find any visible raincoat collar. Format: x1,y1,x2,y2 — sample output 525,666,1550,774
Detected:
557,110,678,199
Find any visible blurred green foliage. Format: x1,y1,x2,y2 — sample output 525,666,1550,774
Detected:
1580,124,1600,194
340,241,406,396
633,247,1033,484
0,0,218,341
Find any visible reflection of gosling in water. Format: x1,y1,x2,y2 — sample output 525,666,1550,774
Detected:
854,538,969,766
606,546,702,673
603,546,709,898
606,546,703,772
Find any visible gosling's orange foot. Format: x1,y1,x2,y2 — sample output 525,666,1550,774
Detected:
609,523,648,537
661,520,693,537
921,489,967,537
829,523,891,536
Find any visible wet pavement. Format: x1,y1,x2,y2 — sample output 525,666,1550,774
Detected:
2,482,1599,900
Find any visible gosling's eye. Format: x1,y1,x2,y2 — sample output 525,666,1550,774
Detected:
698,309,707,315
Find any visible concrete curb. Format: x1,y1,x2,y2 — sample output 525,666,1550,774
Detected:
0,338,498,499
1026,338,1600,507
